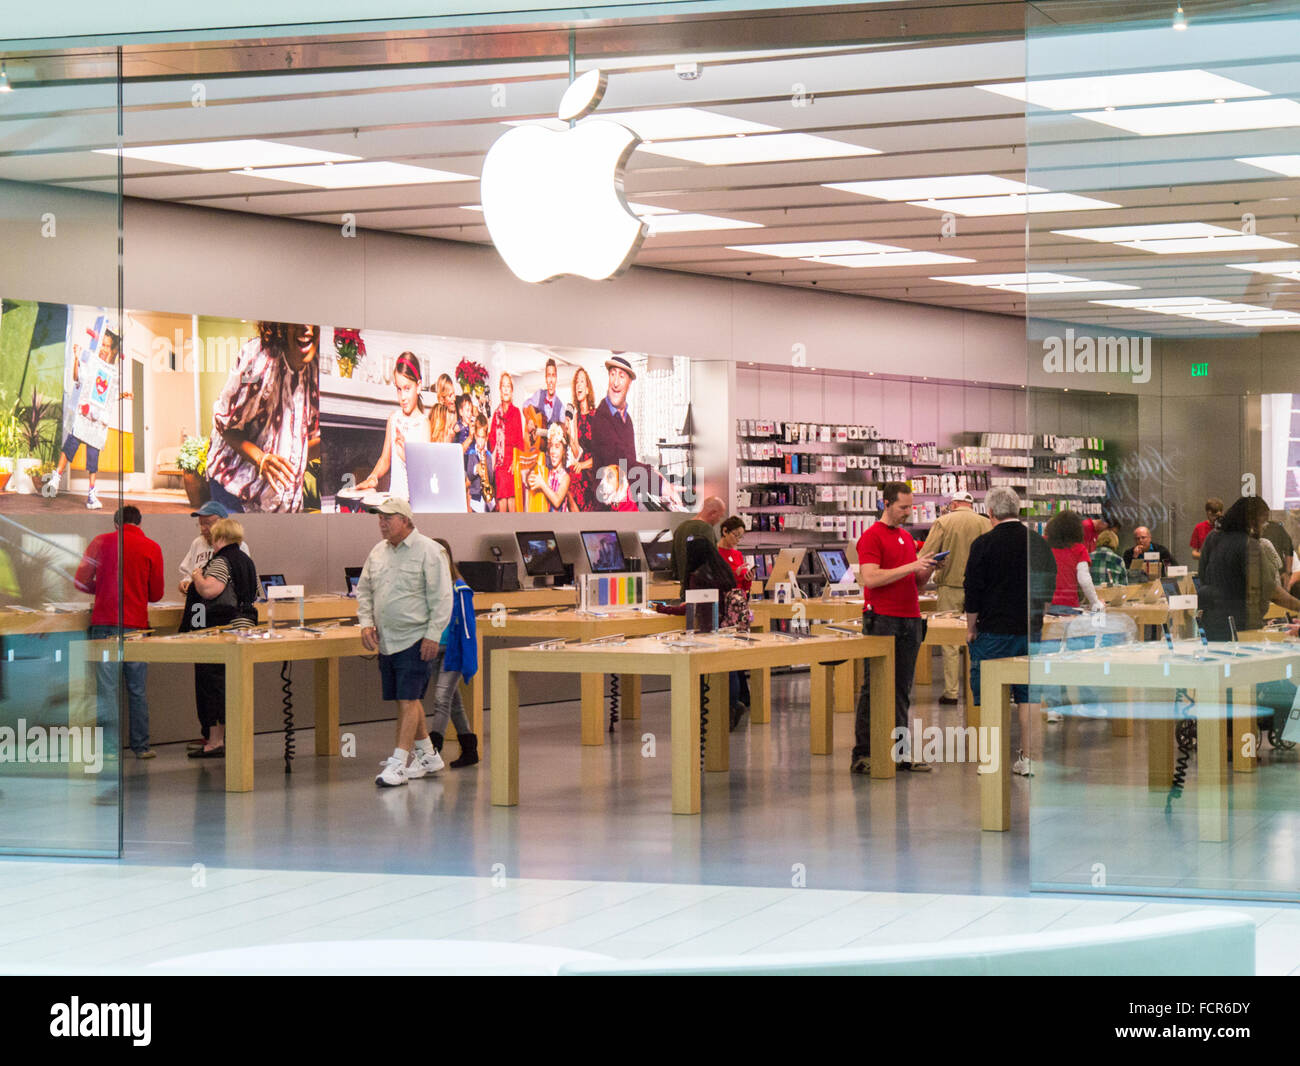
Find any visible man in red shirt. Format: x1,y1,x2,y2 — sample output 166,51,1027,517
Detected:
75,506,165,758
1190,497,1224,561
1081,513,1117,555
853,482,939,774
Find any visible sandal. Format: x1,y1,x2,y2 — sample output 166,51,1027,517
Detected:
188,746,225,759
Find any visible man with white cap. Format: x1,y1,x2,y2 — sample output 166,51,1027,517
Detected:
357,496,453,787
920,490,990,705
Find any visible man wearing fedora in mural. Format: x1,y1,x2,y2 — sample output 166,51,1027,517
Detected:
588,353,663,511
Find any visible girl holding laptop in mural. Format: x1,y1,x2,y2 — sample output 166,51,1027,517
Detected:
206,322,321,513
356,351,431,500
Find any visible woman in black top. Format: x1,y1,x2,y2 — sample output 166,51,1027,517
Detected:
187,518,259,758
1199,496,1300,640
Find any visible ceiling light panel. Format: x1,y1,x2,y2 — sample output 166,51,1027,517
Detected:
981,70,1268,110
932,272,1137,293
1055,222,1233,242
97,139,359,170
641,212,762,233
1075,98,1300,136
1115,235,1296,254
825,175,1040,200
637,131,877,165
909,192,1119,216
805,251,975,267
1237,155,1300,176
729,240,906,258
239,161,473,188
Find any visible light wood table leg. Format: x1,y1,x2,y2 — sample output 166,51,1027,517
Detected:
620,674,642,721
225,652,255,793
671,662,700,814
962,645,976,725
1199,684,1228,842
489,656,518,806
465,629,485,740
750,666,771,724
314,657,340,756
704,671,730,772
810,662,834,755
979,661,1013,831
1230,685,1258,773
914,647,932,685
1110,686,1134,737
580,673,605,745
833,660,854,714
869,647,896,780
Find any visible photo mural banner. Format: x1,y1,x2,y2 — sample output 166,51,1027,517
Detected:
0,300,694,515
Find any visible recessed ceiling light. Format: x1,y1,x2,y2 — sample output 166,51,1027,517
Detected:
96,138,359,170
1056,222,1229,242
825,175,1039,200
1237,155,1300,177
1118,235,1294,254
239,161,473,188
909,192,1119,217
461,204,485,212
932,271,1137,293
979,70,1267,110
1227,260,1300,280
641,211,762,233
637,131,877,165
1075,98,1300,136
599,107,771,140
804,251,975,268
1053,222,1296,253
729,240,906,258
1092,295,1300,325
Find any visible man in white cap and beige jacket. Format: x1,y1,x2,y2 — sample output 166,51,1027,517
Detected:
357,496,453,787
920,491,990,704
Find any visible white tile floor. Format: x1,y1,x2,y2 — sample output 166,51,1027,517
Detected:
0,858,1295,974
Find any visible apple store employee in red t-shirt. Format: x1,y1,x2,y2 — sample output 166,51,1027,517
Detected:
852,481,939,774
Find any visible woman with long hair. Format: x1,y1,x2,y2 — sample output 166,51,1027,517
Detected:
566,366,597,511
1200,495,1300,639
427,372,457,443
356,351,430,500
206,322,321,513
488,371,523,512
527,424,571,512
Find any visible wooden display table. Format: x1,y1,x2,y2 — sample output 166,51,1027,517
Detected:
68,626,366,793
978,641,1300,840
1,595,362,637
463,607,683,742
490,630,895,814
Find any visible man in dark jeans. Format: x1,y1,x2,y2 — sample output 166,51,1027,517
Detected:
852,481,939,774
74,506,165,766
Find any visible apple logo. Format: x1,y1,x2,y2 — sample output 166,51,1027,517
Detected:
481,69,649,284
429,474,440,495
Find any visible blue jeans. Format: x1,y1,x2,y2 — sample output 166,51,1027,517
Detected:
206,478,246,513
89,625,149,753
969,631,1030,706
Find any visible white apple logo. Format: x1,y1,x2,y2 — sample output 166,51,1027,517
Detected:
481,69,649,284
429,474,439,495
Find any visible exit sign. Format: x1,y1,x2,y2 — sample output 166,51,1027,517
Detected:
1191,362,1210,377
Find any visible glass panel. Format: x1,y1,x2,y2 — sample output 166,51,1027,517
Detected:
1027,1,1300,900
0,49,123,855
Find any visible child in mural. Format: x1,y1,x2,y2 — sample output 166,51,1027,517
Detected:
465,414,494,513
489,372,523,512
428,372,458,444
526,424,570,512
452,393,475,453
47,322,131,510
205,322,321,513
356,352,431,501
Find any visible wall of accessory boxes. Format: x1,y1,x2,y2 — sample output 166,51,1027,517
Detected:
736,422,1110,543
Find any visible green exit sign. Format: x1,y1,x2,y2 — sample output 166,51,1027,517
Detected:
1191,362,1210,377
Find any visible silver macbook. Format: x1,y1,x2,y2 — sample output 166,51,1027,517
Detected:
405,442,469,513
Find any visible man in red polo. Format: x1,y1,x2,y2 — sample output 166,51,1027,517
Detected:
852,481,938,774
74,505,165,758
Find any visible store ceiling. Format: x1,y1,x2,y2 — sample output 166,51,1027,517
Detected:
4,1,1300,335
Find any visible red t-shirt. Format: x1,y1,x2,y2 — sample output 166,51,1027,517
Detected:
718,547,752,594
1082,518,1098,554
1051,543,1091,607
74,523,165,628
857,521,920,618
1190,520,1214,551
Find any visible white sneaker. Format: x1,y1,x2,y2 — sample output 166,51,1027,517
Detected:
406,748,444,778
375,755,408,787
86,490,103,510
1046,709,1063,724
1012,751,1034,776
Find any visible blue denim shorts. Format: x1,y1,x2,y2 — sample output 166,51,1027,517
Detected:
378,640,434,702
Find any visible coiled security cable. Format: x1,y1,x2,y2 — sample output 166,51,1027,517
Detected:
281,660,294,774
608,673,620,732
1165,688,1196,815
699,675,710,767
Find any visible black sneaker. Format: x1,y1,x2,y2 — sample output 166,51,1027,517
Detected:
850,756,870,774
938,695,959,706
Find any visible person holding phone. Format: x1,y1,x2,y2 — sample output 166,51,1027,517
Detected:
852,482,940,774
920,491,990,706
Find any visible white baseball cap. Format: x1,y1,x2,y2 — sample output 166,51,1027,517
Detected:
951,491,975,504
